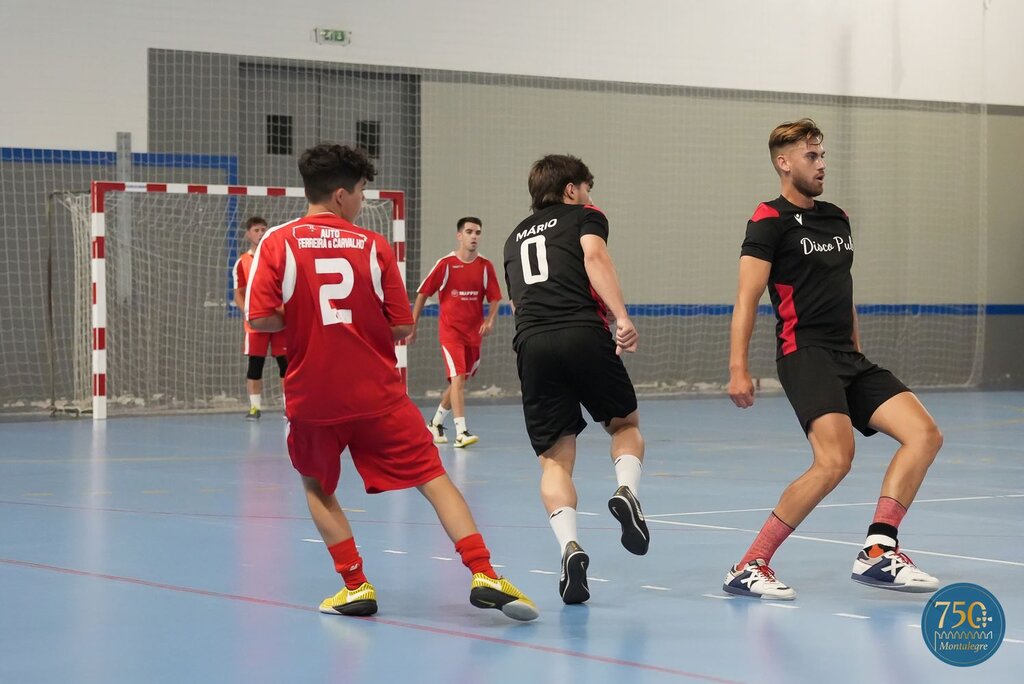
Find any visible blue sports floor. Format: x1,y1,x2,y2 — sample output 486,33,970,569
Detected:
1,392,1022,683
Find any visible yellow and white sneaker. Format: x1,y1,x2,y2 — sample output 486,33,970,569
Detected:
469,573,539,621
319,581,378,616
453,431,479,448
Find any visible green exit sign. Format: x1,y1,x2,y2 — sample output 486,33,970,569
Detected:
313,28,351,46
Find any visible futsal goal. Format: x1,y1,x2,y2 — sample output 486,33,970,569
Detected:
73,181,404,420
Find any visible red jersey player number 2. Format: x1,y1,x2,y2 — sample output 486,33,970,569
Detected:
247,215,413,425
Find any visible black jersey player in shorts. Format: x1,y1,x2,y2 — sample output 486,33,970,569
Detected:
503,154,650,605
723,119,943,600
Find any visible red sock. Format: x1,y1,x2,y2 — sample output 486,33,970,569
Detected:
872,496,908,528
454,533,497,579
740,512,795,567
327,537,368,589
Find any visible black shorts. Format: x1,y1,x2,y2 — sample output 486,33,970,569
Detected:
776,346,909,436
516,326,638,456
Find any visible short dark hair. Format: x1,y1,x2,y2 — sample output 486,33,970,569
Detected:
244,216,267,231
297,144,377,203
456,216,482,232
528,155,594,211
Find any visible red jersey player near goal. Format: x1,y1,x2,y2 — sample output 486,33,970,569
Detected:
233,216,287,420
245,143,537,621
410,217,502,447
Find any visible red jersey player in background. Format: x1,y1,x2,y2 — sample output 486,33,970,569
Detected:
245,143,537,621
410,217,502,448
232,215,286,420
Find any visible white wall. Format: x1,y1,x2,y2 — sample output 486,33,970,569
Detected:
1,0,1020,150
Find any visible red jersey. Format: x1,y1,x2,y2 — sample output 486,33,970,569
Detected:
233,250,256,333
417,253,502,346
246,212,412,424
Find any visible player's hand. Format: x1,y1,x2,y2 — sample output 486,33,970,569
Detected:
406,327,418,344
614,317,638,355
479,320,494,337
728,370,755,408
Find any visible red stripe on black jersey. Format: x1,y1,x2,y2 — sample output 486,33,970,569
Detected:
774,283,798,355
750,203,781,222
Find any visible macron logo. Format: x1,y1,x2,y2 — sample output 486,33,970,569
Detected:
794,214,803,225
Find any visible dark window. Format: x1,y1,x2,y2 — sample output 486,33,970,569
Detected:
357,120,381,158
266,115,293,155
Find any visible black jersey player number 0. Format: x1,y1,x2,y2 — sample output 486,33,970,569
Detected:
520,235,549,284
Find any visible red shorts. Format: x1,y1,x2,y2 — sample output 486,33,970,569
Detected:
440,342,481,380
244,330,286,357
286,396,445,495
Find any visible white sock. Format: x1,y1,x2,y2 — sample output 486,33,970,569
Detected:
249,394,261,410
613,454,643,496
548,506,578,552
863,533,898,549
454,416,467,434
432,406,450,426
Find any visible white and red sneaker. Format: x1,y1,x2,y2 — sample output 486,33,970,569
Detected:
722,558,796,600
851,545,939,593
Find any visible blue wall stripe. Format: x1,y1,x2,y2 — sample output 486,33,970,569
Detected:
419,303,1024,317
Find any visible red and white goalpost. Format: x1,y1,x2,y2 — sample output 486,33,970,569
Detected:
89,181,406,420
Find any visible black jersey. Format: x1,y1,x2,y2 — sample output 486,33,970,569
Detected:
503,203,610,348
741,196,856,359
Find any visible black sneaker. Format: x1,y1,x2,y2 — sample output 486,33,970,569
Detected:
608,485,650,555
559,541,590,604
246,407,262,421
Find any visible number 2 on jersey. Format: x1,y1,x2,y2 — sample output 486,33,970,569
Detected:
520,235,549,284
315,257,354,325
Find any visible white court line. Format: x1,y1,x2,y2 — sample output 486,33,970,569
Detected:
767,603,798,609
702,593,735,600
382,549,407,555
577,511,599,517
646,494,1018,518
834,613,870,620
431,556,453,561
301,538,325,544
530,569,557,575
648,518,1024,567
590,577,610,583
641,585,671,591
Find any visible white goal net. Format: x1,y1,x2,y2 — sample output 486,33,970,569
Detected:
66,182,402,419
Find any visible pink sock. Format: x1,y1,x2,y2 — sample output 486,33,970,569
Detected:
872,496,907,528
739,512,795,566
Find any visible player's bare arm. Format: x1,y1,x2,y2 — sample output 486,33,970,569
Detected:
249,310,285,333
391,324,414,342
233,287,246,312
408,292,430,344
580,234,636,355
851,304,862,352
728,256,771,408
480,298,501,336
